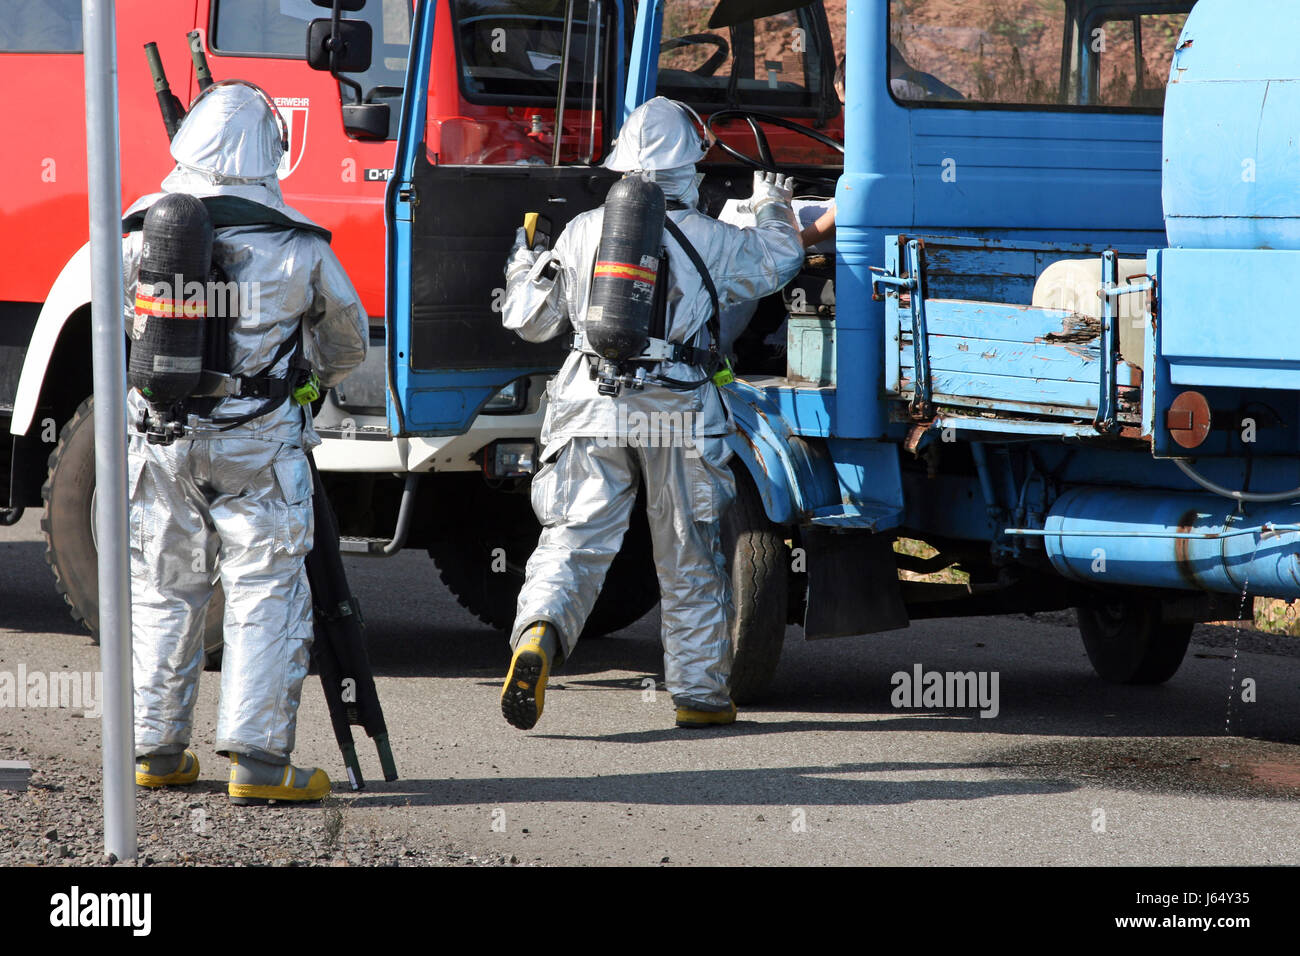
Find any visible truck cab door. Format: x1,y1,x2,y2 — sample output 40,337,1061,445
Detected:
386,0,623,437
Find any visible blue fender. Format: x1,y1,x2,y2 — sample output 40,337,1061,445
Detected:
722,382,838,526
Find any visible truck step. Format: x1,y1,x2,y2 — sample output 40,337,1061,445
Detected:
334,474,419,558
808,503,902,532
338,536,398,556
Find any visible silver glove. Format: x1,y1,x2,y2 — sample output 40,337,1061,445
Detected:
505,226,540,281
750,171,797,229
751,170,795,209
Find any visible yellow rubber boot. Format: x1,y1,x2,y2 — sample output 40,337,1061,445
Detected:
501,622,556,730
136,749,200,787
227,754,331,805
675,700,738,728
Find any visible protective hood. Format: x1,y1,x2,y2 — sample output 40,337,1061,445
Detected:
604,97,711,173
124,80,324,234
171,80,285,183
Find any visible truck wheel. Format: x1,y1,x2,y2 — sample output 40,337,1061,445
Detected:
41,396,225,670
1075,599,1192,684
722,463,789,704
430,491,658,639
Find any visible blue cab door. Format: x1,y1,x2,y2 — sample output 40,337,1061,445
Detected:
385,0,624,437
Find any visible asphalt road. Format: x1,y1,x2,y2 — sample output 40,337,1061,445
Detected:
2,510,1299,866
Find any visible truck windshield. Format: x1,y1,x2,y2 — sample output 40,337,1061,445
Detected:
888,0,1192,111
451,0,600,103
657,2,828,114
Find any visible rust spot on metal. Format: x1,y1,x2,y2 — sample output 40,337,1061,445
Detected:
736,428,768,476
1041,314,1102,345
1173,508,1202,589
904,424,932,455
1061,343,1098,361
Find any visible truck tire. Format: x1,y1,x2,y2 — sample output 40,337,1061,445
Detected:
41,396,226,670
1075,599,1192,685
722,463,789,703
430,490,659,639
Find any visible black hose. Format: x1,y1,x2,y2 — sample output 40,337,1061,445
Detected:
1173,458,1300,504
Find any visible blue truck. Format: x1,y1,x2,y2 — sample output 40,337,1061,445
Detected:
339,0,1300,701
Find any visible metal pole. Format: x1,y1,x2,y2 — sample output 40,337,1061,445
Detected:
82,0,136,861
550,0,577,167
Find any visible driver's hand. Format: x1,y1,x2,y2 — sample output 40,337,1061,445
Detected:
751,170,795,208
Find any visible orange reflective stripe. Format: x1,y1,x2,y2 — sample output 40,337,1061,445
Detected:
134,294,205,318
594,261,656,283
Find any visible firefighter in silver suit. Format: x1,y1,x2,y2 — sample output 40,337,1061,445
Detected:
122,82,367,801
499,97,803,729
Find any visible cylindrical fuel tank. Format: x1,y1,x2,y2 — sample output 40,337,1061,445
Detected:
1163,0,1300,249
1043,486,1300,598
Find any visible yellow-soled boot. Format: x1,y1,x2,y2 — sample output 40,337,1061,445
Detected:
227,754,331,805
136,749,200,787
501,622,556,730
675,700,738,728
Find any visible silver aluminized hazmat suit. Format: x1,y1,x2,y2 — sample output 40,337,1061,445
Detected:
122,82,368,764
503,97,804,711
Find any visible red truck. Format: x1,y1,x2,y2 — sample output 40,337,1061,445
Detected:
1,0,408,646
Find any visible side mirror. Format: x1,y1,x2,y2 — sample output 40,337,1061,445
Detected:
306,18,372,75
307,0,386,139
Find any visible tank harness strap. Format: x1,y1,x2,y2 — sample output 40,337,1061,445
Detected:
656,217,728,390
662,216,721,354
207,330,308,431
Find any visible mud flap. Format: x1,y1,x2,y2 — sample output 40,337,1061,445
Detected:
802,528,909,639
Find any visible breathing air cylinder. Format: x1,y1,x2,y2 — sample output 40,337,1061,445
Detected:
128,193,213,405
585,175,666,361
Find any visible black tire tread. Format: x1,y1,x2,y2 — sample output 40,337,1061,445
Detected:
430,512,659,639
41,395,224,667
40,396,97,634
724,464,789,703
1076,601,1193,685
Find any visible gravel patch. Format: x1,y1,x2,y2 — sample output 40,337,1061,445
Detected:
0,753,516,867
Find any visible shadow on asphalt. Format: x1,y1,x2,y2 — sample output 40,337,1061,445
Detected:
345,761,1078,808
0,541,87,638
